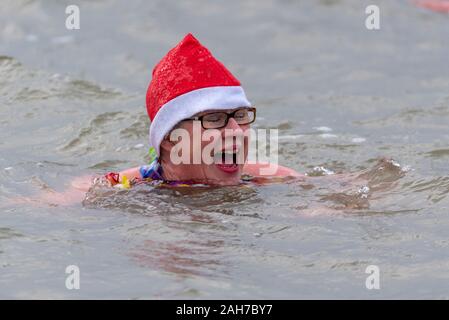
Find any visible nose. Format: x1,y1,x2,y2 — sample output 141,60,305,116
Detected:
225,117,242,130
222,117,244,142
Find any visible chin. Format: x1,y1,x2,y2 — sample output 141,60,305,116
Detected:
206,164,243,186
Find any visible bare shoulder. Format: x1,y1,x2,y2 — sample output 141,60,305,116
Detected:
243,162,303,178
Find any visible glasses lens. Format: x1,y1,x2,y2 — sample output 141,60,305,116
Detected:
234,109,254,124
202,112,227,129
201,109,255,129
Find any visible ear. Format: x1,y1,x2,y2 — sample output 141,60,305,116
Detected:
160,136,175,156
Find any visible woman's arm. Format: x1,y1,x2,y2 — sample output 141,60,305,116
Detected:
7,175,93,207
243,162,304,178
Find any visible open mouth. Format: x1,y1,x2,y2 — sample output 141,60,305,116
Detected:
213,146,241,173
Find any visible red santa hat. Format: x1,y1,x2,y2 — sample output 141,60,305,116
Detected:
146,33,251,156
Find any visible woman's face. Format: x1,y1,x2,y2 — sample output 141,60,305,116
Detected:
160,108,252,185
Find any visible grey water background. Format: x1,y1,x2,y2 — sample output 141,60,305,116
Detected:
1,0,448,299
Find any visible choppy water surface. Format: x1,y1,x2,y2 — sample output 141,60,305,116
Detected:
1,0,448,299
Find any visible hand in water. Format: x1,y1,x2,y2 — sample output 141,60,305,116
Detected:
298,158,408,216
6,175,92,207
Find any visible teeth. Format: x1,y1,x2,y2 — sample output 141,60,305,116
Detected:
213,150,239,164
223,152,233,164
214,150,238,156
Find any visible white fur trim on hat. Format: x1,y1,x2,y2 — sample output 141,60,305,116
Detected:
149,86,251,156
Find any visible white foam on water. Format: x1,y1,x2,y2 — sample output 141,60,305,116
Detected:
358,185,370,198
351,137,366,143
319,133,338,139
278,134,304,141
313,126,333,132
313,166,335,175
401,165,413,172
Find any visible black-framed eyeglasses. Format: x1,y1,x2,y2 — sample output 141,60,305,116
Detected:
185,107,256,129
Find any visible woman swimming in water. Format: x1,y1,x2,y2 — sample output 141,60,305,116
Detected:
23,33,405,209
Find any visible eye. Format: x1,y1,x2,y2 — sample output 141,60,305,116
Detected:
234,110,248,119
204,113,225,122
204,116,220,122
